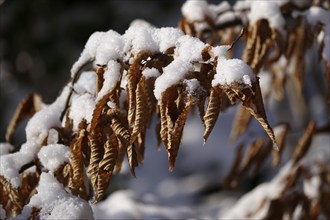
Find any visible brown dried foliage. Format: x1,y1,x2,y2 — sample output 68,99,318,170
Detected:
1,1,329,218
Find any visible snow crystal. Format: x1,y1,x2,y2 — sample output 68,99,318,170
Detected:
216,12,236,26
303,176,321,200
153,27,184,53
129,19,155,29
0,142,14,155
124,25,158,54
248,1,286,35
69,93,95,130
212,45,230,58
38,144,70,173
71,31,105,77
0,140,39,187
26,85,70,143
154,59,194,100
181,0,215,22
209,1,231,15
46,128,59,145
212,58,256,87
142,67,160,79
0,154,22,187
95,30,124,66
183,79,201,97
175,35,206,61
96,60,121,102
27,173,94,220
73,71,96,95
233,1,251,11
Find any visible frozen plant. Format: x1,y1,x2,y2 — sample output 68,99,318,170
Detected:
1,0,329,219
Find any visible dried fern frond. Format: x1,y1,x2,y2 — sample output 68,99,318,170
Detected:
203,87,222,143
126,52,151,126
272,123,289,166
5,93,42,142
243,19,274,73
130,76,148,145
127,143,138,177
223,144,245,189
87,126,105,194
94,131,118,202
168,99,192,172
96,66,105,94
0,175,23,217
242,79,277,149
292,121,316,165
229,105,252,143
69,121,88,199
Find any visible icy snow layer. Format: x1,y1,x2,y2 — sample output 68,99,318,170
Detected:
38,144,70,173
71,24,254,102
181,0,216,22
0,86,70,187
96,60,121,102
212,58,256,87
248,1,286,35
15,173,94,220
0,142,14,155
142,67,160,79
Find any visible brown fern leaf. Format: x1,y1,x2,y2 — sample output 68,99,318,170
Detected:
238,79,277,149
145,77,157,127
126,52,151,126
94,132,118,202
243,19,273,73
238,138,264,178
70,121,88,199
223,144,245,189
0,175,23,216
5,93,42,142
168,101,192,172
229,105,252,143
272,123,289,166
114,140,125,173
21,171,39,205
87,127,105,194
136,131,146,164
127,143,138,177
108,109,131,147
203,87,222,143
159,89,170,149
130,76,148,145
90,93,111,131
178,16,196,37
292,121,316,165
95,66,105,93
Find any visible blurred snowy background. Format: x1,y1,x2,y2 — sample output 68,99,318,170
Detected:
1,0,329,219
